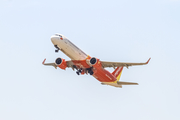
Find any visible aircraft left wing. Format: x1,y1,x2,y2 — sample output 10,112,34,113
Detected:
42,59,74,69
101,58,151,69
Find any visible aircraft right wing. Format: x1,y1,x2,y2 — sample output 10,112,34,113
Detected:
101,58,151,69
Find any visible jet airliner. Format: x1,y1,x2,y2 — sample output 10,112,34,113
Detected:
43,34,150,88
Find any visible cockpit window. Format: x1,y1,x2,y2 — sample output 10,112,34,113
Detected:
55,34,63,40
55,34,62,38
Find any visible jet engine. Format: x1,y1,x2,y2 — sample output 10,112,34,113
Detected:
85,57,102,75
89,57,102,68
89,57,98,65
55,58,67,70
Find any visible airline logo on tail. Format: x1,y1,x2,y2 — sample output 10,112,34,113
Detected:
112,67,123,81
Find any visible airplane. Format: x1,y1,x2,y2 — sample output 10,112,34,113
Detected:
42,34,151,88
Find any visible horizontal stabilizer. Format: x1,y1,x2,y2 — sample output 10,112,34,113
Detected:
117,81,138,85
101,81,138,88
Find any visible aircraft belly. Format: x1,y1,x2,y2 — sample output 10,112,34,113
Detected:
57,42,87,60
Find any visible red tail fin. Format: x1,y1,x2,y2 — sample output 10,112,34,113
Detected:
112,67,123,81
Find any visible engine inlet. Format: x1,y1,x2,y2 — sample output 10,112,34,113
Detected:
90,57,97,65
55,58,62,65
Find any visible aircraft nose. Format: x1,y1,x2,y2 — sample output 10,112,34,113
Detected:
51,35,60,44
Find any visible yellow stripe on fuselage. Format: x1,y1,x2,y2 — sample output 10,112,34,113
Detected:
116,70,123,81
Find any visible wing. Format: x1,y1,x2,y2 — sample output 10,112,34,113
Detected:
101,58,151,69
42,59,74,69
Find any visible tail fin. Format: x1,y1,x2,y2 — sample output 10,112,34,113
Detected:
112,67,123,81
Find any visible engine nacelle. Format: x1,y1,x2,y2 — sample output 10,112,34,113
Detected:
55,58,67,70
90,57,98,65
89,57,101,67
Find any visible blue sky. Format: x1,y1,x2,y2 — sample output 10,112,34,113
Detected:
0,0,180,120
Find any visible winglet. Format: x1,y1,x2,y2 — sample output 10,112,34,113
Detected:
42,58,46,65
146,58,151,64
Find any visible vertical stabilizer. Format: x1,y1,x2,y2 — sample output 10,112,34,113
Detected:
112,67,123,81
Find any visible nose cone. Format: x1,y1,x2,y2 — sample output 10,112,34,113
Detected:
51,35,60,44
